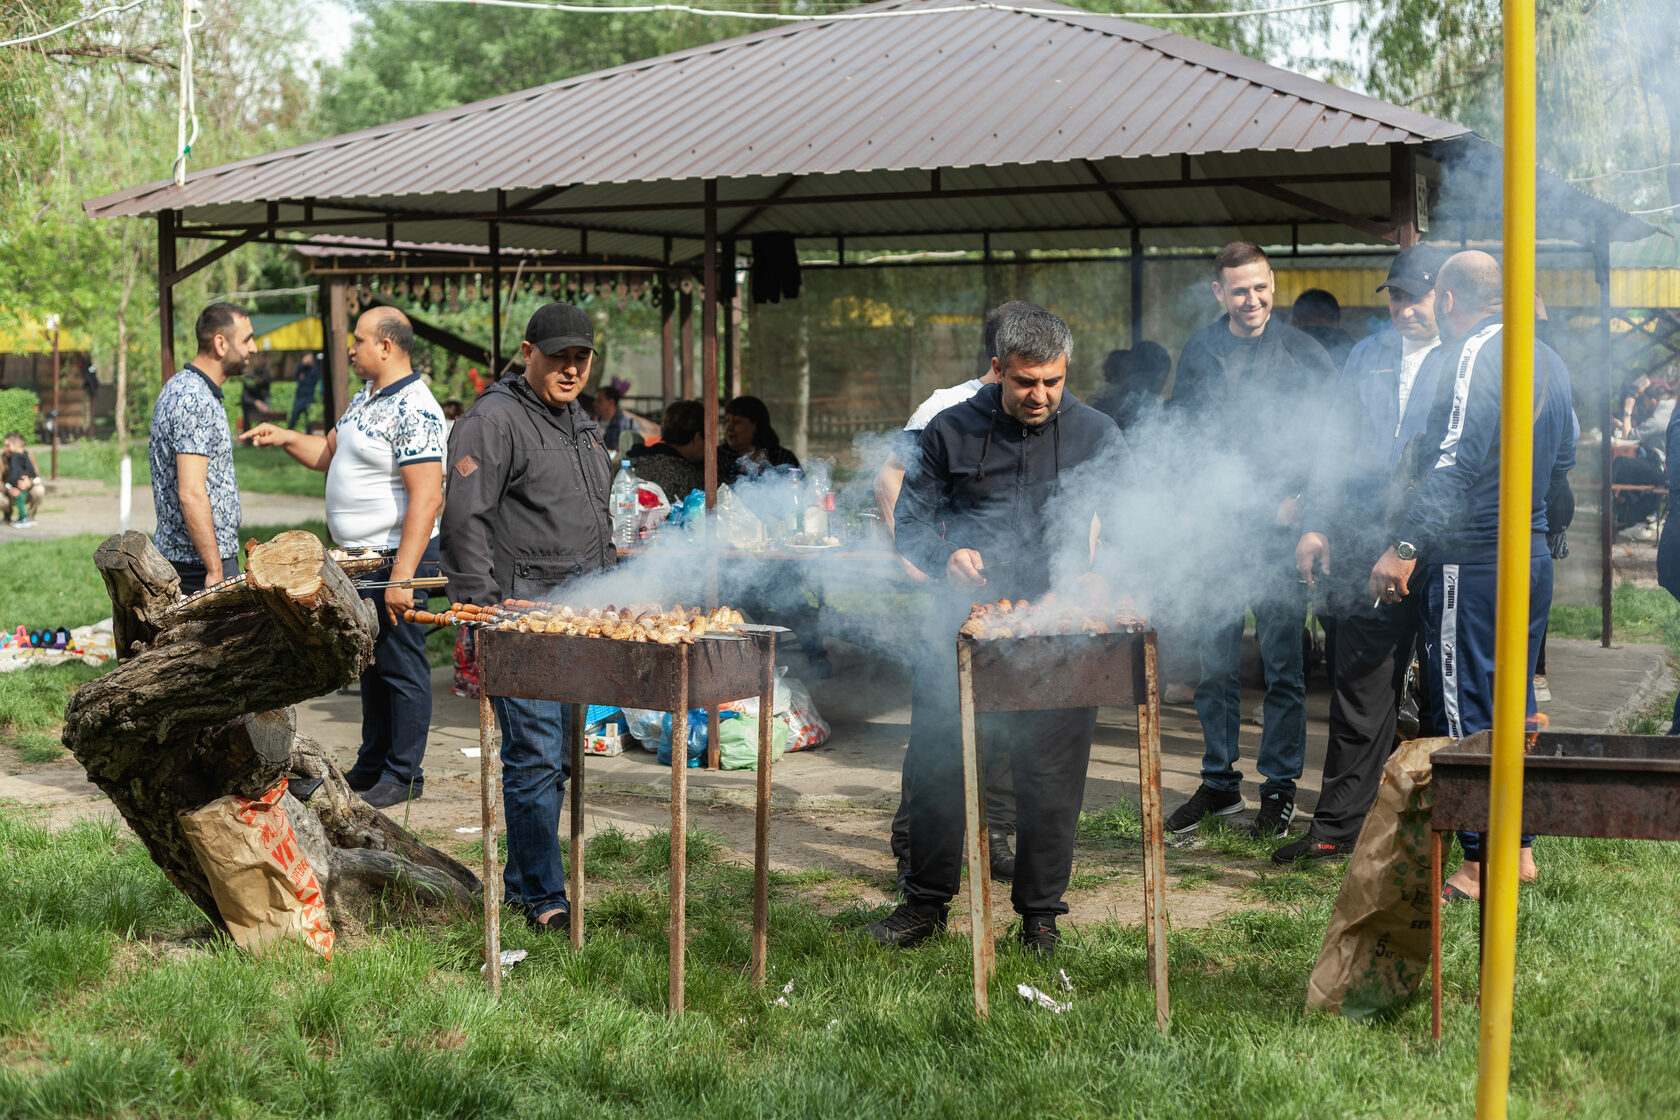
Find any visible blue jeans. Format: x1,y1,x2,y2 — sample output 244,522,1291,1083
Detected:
493,695,572,916
345,542,439,791
1193,584,1308,799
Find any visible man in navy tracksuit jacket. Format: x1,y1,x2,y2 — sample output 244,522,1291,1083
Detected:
869,309,1126,956
1284,245,1450,862
1368,251,1575,900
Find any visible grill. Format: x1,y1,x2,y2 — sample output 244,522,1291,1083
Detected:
1426,730,1680,1039
474,625,782,1011
956,629,1169,1028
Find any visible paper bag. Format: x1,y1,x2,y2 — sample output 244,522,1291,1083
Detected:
179,779,335,959
1305,736,1453,1020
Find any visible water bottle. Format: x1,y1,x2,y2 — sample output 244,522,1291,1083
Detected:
610,460,640,550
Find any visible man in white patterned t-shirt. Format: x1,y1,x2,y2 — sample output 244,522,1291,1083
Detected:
244,307,446,809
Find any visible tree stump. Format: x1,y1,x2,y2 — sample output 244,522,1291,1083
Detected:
62,531,480,934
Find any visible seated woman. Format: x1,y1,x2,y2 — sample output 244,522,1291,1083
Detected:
721,395,800,482
627,400,708,504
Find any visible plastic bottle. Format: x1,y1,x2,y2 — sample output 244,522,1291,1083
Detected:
803,459,833,538
610,460,640,550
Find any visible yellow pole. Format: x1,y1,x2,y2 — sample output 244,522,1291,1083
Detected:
1478,1,1535,1116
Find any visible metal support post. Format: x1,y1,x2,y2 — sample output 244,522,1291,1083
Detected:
752,633,778,986
479,686,501,996
669,660,691,1014
1136,631,1170,1032
957,640,994,1017
569,700,585,949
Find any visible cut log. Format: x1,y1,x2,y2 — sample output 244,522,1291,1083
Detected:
62,531,480,937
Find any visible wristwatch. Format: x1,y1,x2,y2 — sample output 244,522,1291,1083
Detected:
1395,540,1419,561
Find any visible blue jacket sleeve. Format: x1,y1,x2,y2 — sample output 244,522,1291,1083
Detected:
1398,345,1499,553
892,422,960,580
1659,408,1680,599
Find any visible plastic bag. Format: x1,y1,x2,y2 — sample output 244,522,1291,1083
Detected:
719,666,794,720
623,707,667,748
780,673,831,751
718,711,789,770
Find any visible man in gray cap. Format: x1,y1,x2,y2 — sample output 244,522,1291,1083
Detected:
440,302,615,933
1281,244,1451,862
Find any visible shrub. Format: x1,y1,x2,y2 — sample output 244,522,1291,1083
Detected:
0,388,41,440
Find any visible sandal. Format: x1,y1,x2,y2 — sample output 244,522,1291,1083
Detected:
1441,883,1476,903
527,908,572,934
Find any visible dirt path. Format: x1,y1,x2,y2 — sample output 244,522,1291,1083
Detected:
3,473,325,542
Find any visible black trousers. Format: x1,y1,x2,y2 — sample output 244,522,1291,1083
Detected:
1311,602,1419,844
899,631,1094,916
345,542,441,790
171,554,239,594
890,734,1015,862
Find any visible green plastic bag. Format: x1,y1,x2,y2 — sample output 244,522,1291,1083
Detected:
717,712,788,771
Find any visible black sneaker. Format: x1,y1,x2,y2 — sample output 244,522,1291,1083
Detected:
1272,831,1353,865
989,828,1015,881
364,778,423,809
864,903,947,949
1164,783,1245,835
1250,791,1297,839
1019,913,1060,956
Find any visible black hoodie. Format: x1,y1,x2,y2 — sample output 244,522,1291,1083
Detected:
440,374,616,605
894,382,1125,599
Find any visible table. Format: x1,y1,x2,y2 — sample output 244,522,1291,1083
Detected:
475,626,782,1012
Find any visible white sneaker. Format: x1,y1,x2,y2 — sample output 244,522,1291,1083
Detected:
1533,674,1552,703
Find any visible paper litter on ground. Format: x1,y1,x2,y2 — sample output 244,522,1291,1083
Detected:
455,827,481,833
460,747,481,758
1017,984,1071,1013
773,979,794,1007
480,949,528,976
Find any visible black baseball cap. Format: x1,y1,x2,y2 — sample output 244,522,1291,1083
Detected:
524,303,595,355
1377,245,1451,298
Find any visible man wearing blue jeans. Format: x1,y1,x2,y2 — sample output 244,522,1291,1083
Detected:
1164,241,1337,838
440,303,617,935
1369,251,1576,899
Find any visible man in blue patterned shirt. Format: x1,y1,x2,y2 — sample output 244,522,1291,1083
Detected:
149,303,253,592
245,307,446,809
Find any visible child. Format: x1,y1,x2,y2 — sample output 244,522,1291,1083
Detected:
2,432,43,528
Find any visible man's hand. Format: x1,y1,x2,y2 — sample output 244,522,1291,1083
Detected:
946,549,987,589
894,553,930,584
1276,494,1302,527
384,585,414,627
1296,532,1329,586
240,422,293,449
1368,546,1417,604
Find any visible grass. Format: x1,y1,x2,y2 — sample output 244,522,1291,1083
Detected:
0,806,1676,1118
48,439,327,497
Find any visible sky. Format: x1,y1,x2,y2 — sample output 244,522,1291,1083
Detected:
305,0,356,63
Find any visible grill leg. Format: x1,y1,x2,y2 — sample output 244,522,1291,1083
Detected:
706,702,721,770
1136,631,1170,1033
669,661,690,1015
752,634,777,986
478,686,500,996
957,640,993,1017
1432,828,1443,1042
570,701,585,950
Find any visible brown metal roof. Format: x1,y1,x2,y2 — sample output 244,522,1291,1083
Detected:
84,0,1649,252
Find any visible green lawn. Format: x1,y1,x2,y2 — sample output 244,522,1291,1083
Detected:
0,810,1676,1119
50,439,327,497
3,554,1679,1116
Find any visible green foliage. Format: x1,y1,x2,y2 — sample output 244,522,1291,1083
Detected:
0,388,40,440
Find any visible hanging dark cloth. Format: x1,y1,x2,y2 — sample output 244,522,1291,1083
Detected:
750,233,802,304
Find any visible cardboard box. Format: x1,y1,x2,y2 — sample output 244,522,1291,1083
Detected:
583,727,624,756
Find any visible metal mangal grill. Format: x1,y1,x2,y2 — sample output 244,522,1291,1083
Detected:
956,628,1169,1029
473,624,784,1013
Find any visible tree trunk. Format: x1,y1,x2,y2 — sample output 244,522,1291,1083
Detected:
62,531,480,936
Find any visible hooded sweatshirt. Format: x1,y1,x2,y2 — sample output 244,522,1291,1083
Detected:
440,374,616,605
893,382,1125,600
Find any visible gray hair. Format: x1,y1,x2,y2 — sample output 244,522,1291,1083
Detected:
994,309,1073,370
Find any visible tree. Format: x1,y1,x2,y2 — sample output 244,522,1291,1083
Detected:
1357,0,1680,215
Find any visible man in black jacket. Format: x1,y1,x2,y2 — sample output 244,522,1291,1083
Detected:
1165,241,1339,840
440,303,616,935
868,309,1126,956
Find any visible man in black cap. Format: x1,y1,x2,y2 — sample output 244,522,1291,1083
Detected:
1280,244,1450,862
440,302,615,934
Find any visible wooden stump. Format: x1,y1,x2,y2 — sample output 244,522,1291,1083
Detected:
62,531,479,934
